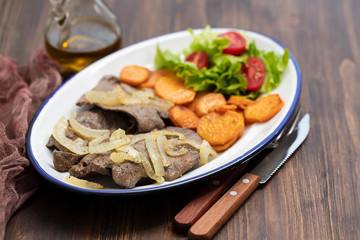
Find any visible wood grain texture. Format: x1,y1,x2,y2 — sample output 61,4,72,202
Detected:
1,0,360,239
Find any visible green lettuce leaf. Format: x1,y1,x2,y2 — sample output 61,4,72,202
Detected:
154,26,290,98
185,25,230,64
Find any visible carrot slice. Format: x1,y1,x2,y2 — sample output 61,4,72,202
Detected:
195,93,227,117
244,94,284,123
120,65,150,86
154,75,196,105
197,110,244,146
169,105,200,130
227,95,254,110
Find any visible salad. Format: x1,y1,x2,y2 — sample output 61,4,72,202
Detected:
154,25,290,99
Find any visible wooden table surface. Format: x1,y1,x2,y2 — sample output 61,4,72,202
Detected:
2,0,360,239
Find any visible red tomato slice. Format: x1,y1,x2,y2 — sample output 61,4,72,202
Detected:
243,57,266,91
218,31,246,55
185,51,209,70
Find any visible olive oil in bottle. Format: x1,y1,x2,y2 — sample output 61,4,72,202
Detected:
45,0,122,75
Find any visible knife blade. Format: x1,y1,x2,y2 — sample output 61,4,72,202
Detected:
188,113,310,240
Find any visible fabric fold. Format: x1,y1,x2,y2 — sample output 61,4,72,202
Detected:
0,49,62,240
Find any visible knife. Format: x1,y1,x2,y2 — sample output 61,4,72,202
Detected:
173,106,301,233
187,113,310,240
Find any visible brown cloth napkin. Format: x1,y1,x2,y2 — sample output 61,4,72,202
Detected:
0,49,62,239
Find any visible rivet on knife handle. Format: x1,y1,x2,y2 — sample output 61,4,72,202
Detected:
188,173,261,240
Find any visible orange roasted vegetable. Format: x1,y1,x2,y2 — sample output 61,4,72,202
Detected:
169,105,200,130
212,135,238,152
195,93,227,117
185,91,208,112
227,95,254,110
120,65,150,86
197,110,244,147
139,69,178,88
154,75,196,105
210,104,238,113
244,94,284,123
139,70,160,88
212,111,245,152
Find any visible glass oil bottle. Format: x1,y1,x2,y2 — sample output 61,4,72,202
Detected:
44,0,122,75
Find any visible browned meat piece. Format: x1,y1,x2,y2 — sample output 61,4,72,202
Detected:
129,127,202,181
49,115,203,188
76,75,169,133
96,104,169,133
47,135,69,152
46,106,133,170
52,150,82,172
112,162,147,189
75,107,133,133
162,127,202,181
69,154,113,178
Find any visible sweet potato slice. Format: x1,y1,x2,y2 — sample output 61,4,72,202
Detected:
120,65,150,86
236,111,245,138
197,110,244,146
212,135,238,152
185,91,208,112
139,69,178,88
212,111,245,151
227,95,254,110
154,75,196,105
210,104,238,113
169,105,200,130
195,93,227,117
139,70,160,88
244,94,284,123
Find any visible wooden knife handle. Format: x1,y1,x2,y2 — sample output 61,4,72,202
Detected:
188,173,261,240
173,165,246,233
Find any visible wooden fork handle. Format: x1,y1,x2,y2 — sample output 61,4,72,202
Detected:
188,173,261,240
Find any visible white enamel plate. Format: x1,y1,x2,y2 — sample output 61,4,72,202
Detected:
26,28,301,194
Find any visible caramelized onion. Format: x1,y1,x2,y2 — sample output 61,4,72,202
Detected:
164,138,188,157
69,110,110,139
89,134,109,146
53,117,89,155
89,138,130,154
139,152,165,184
66,176,103,189
85,83,174,110
110,152,125,164
156,135,170,166
85,89,121,106
149,98,174,111
199,140,217,165
153,130,186,140
110,151,140,164
145,133,165,177
110,128,126,141
115,145,141,163
128,133,147,145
